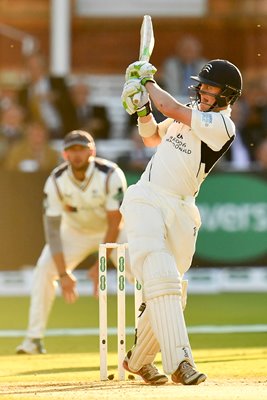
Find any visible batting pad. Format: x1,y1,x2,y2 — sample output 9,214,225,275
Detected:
143,252,195,374
127,307,160,372
181,279,188,311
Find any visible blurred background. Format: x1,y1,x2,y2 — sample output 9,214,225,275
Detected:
0,0,267,295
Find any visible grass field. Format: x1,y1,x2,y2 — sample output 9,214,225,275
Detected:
0,293,267,399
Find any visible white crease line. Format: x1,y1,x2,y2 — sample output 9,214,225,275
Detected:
1,324,267,338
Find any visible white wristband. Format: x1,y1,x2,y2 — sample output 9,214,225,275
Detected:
138,116,158,138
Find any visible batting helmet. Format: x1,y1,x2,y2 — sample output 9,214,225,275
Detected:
190,59,243,108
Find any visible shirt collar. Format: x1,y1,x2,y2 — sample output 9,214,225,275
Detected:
67,157,95,189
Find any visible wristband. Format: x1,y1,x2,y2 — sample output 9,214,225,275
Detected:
138,116,158,138
137,102,152,118
140,77,156,86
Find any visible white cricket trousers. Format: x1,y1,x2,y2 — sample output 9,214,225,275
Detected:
120,181,201,284
27,223,129,339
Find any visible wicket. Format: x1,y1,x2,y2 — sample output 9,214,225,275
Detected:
98,242,142,381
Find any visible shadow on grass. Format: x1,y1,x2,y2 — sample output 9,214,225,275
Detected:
2,381,139,396
15,365,118,376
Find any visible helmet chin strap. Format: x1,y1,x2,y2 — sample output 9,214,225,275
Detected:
199,88,222,111
202,101,220,112
189,85,225,112
190,94,219,112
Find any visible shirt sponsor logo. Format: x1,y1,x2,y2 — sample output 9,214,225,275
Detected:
166,134,192,154
113,187,124,203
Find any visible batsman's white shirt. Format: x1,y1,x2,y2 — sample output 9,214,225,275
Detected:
140,107,235,196
121,107,235,282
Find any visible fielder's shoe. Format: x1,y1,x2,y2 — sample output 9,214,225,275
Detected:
171,360,207,385
16,338,46,355
123,352,168,385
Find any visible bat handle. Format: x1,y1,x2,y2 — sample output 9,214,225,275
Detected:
132,94,140,105
132,91,141,106
140,55,150,62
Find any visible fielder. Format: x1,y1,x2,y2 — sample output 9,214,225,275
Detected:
16,130,132,354
120,59,242,384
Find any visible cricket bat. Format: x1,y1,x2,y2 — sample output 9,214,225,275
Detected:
139,15,155,62
132,15,154,105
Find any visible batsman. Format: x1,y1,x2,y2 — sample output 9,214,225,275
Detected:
120,18,243,385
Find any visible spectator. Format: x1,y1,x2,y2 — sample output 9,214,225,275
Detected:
254,138,267,170
0,82,19,110
237,78,267,162
118,126,156,172
161,35,207,100
70,80,111,139
218,76,267,171
0,102,25,145
18,52,77,139
4,120,60,172
0,136,8,167
219,101,252,170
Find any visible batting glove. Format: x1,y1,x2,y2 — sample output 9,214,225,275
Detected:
121,79,151,116
125,61,157,86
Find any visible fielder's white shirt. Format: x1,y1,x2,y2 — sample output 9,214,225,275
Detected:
140,106,235,197
43,157,127,234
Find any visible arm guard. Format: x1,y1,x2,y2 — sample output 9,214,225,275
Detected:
138,115,158,138
43,215,63,255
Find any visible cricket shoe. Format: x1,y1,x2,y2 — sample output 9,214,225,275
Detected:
16,338,46,355
123,352,168,385
171,360,207,385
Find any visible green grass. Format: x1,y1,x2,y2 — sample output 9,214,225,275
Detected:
0,293,267,399
1,348,267,400
0,292,266,355
2,292,267,329
186,292,267,325
186,292,267,349
1,348,267,383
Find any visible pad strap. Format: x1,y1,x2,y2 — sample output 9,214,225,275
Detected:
127,307,160,372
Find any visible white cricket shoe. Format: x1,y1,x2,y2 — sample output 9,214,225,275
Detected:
123,351,168,385
171,360,207,385
16,338,46,355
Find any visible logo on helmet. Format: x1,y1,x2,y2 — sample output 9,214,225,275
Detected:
202,64,213,73
190,59,243,110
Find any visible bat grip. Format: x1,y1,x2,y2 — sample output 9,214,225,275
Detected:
132,93,140,105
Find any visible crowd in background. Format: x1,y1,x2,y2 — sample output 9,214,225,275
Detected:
1,45,267,175
159,35,267,172
0,52,112,173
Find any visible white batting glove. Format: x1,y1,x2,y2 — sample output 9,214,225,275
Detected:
121,79,150,115
125,61,157,85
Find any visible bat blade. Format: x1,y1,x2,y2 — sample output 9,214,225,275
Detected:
132,15,154,105
139,15,154,62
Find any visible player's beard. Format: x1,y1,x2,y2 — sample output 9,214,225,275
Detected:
71,159,89,173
